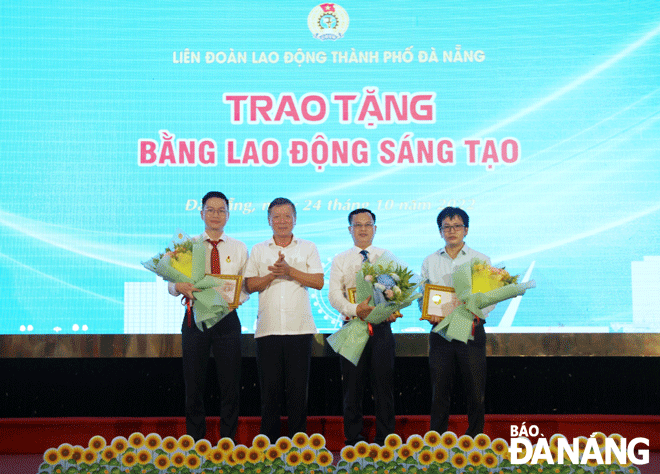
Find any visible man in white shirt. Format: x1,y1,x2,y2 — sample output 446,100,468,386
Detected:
168,191,248,441
328,208,397,446
244,197,324,442
421,206,492,437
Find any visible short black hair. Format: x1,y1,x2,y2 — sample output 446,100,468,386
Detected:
202,191,229,208
348,208,376,225
268,197,296,217
437,206,469,230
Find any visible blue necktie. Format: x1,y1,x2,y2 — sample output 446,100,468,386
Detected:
359,249,369,262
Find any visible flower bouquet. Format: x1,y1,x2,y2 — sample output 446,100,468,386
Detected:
432,258,535,343
142,231,233,330
327,252,422,365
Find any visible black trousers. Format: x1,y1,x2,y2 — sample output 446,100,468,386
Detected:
429,323,486,437
340,321,395,446
255,334,313,442
181,310,242,441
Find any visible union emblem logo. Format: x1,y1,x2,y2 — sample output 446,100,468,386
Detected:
308,3,349,41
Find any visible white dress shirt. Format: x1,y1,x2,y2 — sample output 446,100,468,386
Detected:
244,236,323,338
421,244,494,318
168,231,249,305
328,245,386,320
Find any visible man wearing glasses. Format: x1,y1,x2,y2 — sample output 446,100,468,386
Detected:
421,206,493,437
169,191,248,441
328,208,398,446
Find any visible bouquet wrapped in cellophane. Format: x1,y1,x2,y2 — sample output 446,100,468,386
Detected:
432,258,535,343
142,231,233,330
328,252,422,366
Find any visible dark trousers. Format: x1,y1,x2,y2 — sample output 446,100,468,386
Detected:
181,310,242,441
341,322,395,446
429,323,486,437
255,334,313,442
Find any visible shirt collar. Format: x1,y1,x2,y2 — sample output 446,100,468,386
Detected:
439,243,468,257
202,231,226,242
268,235,297,247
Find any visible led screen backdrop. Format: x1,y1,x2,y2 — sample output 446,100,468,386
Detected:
1,1,659,336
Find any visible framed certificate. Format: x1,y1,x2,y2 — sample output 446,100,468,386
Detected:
420,284,456,321
208,274,242,309
347,288,402,319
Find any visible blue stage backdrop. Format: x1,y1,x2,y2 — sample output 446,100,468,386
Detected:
1,1,659,336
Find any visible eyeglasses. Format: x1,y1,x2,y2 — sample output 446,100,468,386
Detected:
351,223,374,229
441,225,465,233
204,208,228,216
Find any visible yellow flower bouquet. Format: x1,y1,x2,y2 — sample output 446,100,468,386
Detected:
432,258,535,343
142,231,233,330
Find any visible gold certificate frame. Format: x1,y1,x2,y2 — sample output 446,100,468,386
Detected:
208,274,242,309
421,284,455,321
347,288,402,318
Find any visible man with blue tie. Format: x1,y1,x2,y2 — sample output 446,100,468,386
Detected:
328,208,398,446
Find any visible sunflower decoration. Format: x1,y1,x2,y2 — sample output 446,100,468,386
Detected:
207,447,225,464
586,457,600,467
301,449,316,465
451,452,468,469
136,449,152,465
195,439,212,457
128,432,146,450
433,447,449,464
548,434,565,453
367,444,380,461
423,431,441,448
82,448,98,464
218,437,235,454
385,433,403,450
43,448,60,465
468,450,483,466
440,431,458,449
418,449,433,466
397,444,413,460
225,452,238,467
340,445,357,463
355,441,369,458
379,446,394,463
178,434,195,452
252,434,271,452
309,433,326,450
110,436,129,454
608,433,624,451
171,452,186,468
56,443,73,461
286,450,302,466
154,454,170,470
292,432,310,449
70,446,85,464
317,450,333,467
247,446,264,463
491,438,509,456
406,434,424,453
101,446,117,463
276,436,292,454
458,434,475,452
482,452,498,469
474,433,491,450
266,446,281,462
122,451,138,468
88,435,107,452
185,453,201,469
590,431,607,450
233,444,249,464
145,433,162,450
576,436,588,454
161,436,178,453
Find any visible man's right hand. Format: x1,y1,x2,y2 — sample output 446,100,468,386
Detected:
175,282,199,300
356,295,373,320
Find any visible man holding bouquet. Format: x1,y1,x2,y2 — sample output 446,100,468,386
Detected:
328,208,398,446
421,206,493,437
168,191,248,441
244,197,324,442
